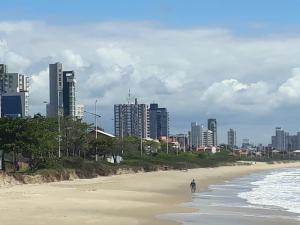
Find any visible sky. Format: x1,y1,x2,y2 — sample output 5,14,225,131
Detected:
1,0,300,145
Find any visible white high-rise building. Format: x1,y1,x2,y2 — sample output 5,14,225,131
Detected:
202,129,213,146
114,98,149,138
191,122,204,148
271,127,288,151
47,63,83,120
227,128,237,147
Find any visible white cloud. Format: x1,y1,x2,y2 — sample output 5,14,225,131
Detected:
96,45,136,68
0,40,30,71
278,68,300,99
1,20,300,143
61,49,87,68
0,21,35,34
200,79,276,112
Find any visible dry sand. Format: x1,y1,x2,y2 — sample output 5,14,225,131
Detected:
0,161,299,225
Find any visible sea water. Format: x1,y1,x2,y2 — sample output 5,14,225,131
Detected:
239,168,300,215
163,168,300,225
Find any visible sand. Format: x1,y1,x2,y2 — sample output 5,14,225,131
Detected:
0,161,299,225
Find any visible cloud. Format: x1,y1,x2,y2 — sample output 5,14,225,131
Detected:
61,49,87,68
200,79,276,113
0,40,30,71
30,68,49,105
1,20,300,143
278,68,300,100
0,21,35,34
96,45,136,68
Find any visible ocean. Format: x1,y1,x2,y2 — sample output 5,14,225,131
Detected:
163,167,300,225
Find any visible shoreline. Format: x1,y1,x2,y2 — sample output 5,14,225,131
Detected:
0,161,299,225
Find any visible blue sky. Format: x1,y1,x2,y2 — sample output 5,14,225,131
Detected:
2,0,300,28
1,1,300,145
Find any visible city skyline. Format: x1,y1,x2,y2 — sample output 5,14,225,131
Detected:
1,1,300,144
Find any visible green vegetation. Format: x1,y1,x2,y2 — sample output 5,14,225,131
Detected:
12,151,237,181
0,117,298,182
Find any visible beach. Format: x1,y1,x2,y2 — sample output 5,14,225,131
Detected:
0,162,299,225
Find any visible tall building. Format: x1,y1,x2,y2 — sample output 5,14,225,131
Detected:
0,70,29,118
273,127,286,151
63,71,76,118
271,135,276,148
114,98,149,138
202,129,213,146
227,128,237,147
149,103,169,139
47,62,63,118
47,63,82,120
207,119,217,146
190,122,203,148
286,134,297,151
0,64,8,93
272,130,300,151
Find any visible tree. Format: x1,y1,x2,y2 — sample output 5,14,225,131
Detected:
122,136,140,157
19,117,57,169
0,118,21,171
61,117,90,157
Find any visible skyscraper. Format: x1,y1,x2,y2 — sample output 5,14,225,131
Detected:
149,103,169,139
47,62,63,117
47,63,81,120
190,122,202,148
114,98,149,138
0,69,29,118
272,130,300,151
208,119,217,146
63,71,76,118
274,127,285,151
227,128,236,147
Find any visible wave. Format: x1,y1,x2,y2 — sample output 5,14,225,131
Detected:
238,168,300,215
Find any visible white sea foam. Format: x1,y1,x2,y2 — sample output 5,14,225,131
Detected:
238,168,300,215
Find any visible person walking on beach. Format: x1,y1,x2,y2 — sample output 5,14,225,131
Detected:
190,179,196,193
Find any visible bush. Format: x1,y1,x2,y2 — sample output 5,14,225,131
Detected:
197,152,209,159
